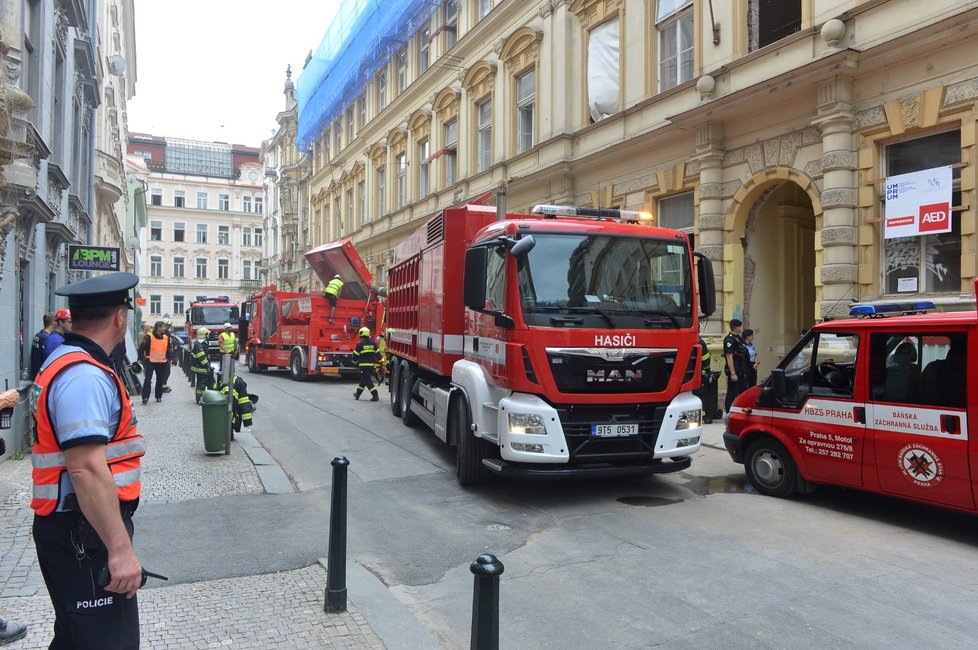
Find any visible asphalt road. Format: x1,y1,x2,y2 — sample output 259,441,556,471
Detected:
148,366,978,649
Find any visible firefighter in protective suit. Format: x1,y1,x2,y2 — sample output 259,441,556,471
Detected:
216,374,255,432
191,328,213,405
353,327,380,401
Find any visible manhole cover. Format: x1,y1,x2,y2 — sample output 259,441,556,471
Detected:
616,496,681,507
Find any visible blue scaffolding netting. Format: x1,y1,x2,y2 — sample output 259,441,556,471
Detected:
297,0,440,153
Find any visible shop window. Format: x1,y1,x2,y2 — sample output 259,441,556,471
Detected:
657,0,694,91
749,0,801,51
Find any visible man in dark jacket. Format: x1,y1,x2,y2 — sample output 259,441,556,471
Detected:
353,327,380,401
191,328,213,405
137,321,172,405
723,319,749,413
29,312,56,379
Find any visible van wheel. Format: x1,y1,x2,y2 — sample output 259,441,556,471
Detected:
454,398,490,486
389,361,402,417
745,438,797,498
289,350,307,382
399,362,419,426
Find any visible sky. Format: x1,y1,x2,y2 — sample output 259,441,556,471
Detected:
127,0,342,148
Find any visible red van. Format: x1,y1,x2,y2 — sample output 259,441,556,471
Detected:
723,300,973,513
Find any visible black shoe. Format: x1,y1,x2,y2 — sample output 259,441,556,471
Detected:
0,618,27,645
142,398,149,405
353,392,361,400
370,394,379,402
163,386,172,393
156,398,162,403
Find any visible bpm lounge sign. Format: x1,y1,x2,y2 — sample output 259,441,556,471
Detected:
67,245,121,271
884,165,952,239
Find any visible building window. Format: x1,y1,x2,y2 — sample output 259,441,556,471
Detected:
479,0,492,19
150,256,161,277
750,0,802,51
587,17,620,121
174,190,185,208
396,154,407,209
255,259,263,280
173,295,185,315
150,188,162,206
658,0,694,91
358,181,366,227
346,106,355,142
419,140,430,198
243,260,253,281
883,130,961,295
173,256,185,278
396,47,407,94
516,70,535,154
196,223,208,244
173,222,185,242
149,295,161,315
218,258,229,279
377,166,386,216
477,99,492,172
358,94,367,129
444,0,458,49
334,118,342,152
242,227,252,247
150,220,162,241
255,196,263,214
219,193,229,211
218,225,229,245
658,192,695,248
334,197,342,237
346,189,355,232
377,69,387,111
419,27,431,72
254,227,264,247
196,258,208,279
196,191,208,209
444,120,458,185
243,196,252,213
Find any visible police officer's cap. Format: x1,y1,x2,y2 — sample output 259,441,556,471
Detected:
55,272,138,310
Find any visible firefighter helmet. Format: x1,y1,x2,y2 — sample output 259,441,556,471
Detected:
197,328,210,338
358,327,370,337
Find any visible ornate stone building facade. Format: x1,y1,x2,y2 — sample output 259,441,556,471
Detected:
284,0,976,380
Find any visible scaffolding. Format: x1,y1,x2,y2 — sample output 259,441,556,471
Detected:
165,138,234,178
297,0,440,152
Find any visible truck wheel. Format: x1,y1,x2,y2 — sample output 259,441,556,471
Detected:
454,398,490,486
745,438,797,498
247,348,264,374
289,350,307,382
389,361,402,417
399,362,419,426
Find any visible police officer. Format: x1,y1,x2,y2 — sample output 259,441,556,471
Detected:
724,318,749,413
353,327,380,401
324,273,344,323
191,327,213,405
31,271,145,649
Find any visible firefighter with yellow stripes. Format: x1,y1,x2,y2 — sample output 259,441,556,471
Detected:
353,326,380,401
191,327,213,404
216,373,256,432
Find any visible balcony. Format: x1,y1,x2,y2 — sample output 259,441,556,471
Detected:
240,279,262,290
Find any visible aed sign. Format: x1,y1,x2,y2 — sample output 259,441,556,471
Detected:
67,245,121,271
883,165,953,239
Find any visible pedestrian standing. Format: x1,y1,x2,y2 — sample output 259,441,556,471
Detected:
30,272,145,649
43,309,72,360
353,327,380,401
29,312,57,380
191,328,213,404
138,321,171,405
218,322,238,357
743,328,759,387
160,317,176,393
324,274,344,323
723,318,749,412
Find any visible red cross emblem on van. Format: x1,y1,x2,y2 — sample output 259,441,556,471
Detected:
918,202,950,232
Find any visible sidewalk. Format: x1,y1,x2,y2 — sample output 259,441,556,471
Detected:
0,363,384,649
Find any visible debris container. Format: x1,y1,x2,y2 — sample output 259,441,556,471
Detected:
200,389,229,453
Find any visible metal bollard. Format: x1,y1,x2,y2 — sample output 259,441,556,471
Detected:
470,553,504,650
324,456,349,613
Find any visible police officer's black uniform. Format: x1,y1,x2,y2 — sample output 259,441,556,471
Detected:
353,334,380,401
723,330,749,411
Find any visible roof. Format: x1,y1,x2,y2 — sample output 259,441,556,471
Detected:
813,310,977,330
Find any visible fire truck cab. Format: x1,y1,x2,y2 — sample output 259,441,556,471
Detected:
723,298,976,513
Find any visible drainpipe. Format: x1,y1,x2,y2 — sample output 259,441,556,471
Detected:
495,181,507,221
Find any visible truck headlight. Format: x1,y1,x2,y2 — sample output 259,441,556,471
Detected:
675,409,702,430
508,413,546,435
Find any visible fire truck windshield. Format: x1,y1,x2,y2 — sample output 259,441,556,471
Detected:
190,306,239,326
517,233,693,329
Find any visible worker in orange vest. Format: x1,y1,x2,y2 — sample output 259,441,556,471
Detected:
137,321,172,405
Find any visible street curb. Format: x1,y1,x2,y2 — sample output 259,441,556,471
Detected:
235,430,295,494
320,558,441,650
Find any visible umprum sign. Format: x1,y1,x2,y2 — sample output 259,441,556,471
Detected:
884,165,953,239
68,245,121,271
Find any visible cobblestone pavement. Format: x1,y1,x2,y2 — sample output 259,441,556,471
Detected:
0,362,385,648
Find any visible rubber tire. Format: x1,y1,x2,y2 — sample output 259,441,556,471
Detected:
399,362,420,426
745,438,798,498
389,360,402,417
289,350,308,382
454,398,490,486
247,348,264,374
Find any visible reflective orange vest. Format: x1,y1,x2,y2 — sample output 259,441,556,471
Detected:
148,335,168,363
31,351,144,516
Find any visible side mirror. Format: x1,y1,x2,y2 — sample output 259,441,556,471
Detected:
510,235,535,258
693,251,716,318
771,368,788,399
463,247,488,310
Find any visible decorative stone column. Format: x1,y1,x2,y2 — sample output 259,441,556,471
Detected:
812,76,858,320
693,121,725,326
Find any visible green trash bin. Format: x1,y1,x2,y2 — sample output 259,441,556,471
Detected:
200,389,229,454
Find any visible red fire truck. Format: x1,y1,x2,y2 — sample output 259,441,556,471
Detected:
386,203,716,485
186,296,240,359
723,296,978,514
241,239,384,380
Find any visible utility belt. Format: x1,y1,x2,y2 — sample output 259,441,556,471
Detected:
51,495,139,522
